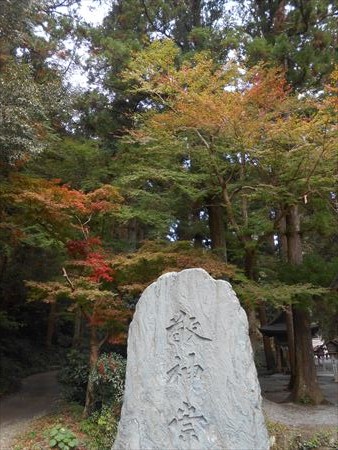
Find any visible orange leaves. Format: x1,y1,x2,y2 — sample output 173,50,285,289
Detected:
4,174,123,243
245,66,290,112
86,185,123,213
140,58,293,153
9,175,122,217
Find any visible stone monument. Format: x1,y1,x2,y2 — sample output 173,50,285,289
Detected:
113,268,269,450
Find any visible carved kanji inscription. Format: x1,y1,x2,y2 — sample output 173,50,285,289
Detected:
166,352,204,383
169,401,207,442
166,310,212,345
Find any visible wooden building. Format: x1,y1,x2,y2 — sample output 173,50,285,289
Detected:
260,311,319,373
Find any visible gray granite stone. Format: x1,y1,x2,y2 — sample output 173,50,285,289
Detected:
113,268,269,450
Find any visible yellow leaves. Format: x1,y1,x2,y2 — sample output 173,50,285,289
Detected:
127,50,292,153
323,66,338,110
25,280,69,303
124,39,180,93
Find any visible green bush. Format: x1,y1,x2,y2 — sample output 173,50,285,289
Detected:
79,353,126,449
48,424,78,449
81,406,119,450
58,349,89,404
90,352,126,407
58,351,126,408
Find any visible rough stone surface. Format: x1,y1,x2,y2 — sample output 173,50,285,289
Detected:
113,269,269,450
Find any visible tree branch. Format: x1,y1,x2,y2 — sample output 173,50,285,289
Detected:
62,267,75,292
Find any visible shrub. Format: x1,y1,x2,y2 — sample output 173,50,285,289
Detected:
58,350,126,409
90,352,126,407
81,405,119,450
58,349,89,404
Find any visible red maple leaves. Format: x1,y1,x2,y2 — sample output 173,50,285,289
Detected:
67,238,114,283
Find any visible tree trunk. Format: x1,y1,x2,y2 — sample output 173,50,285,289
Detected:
244,247,260,352
285,305,296,388
83,325,100,417
207,201,227,262
290,307,325,404
286,205,302,265
46,302,57,349
278,213,295,385
244,246,257,281
275,340,282,372
258,304,276,371
245,306,260,355
243,247,258,352
286,204,325,404
278,215,288,260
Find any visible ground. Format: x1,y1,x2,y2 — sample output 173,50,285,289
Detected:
0,371,61,449
0,370,337,449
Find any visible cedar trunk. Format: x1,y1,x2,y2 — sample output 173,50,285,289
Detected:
244,247,261,352
285,305,296,388
290,307,325,404
207,201,227,262
278,214,296,383
286,205,324,404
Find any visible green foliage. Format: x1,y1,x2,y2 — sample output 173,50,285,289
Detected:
234,279,328,309
277,255,338,287
90,352,126,407
26,138,112,191
48,424,78,449
81,406,119,450
294,430,338,449
58,351,126,408
58,350,89,404
0,311,21,331
113,240,235,294
0,63,50,167
242,0,338,90
267,421,338,450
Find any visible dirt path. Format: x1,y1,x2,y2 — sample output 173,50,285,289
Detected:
260,372,338,428
0,371,61,449
263,398,338,427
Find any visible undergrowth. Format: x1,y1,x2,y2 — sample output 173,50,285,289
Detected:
267,421,338,450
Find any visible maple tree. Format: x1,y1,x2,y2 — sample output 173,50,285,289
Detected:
23,177,130,416
115,41,337,403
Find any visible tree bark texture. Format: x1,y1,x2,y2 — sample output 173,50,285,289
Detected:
244,247,261,352
285,305,296,388
286,204,325,404
278,215,288,261
286,205,303,265
290,307,325,404
83,325,100,417
207,201,227,262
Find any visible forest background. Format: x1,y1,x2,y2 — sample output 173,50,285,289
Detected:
0,0,337,446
